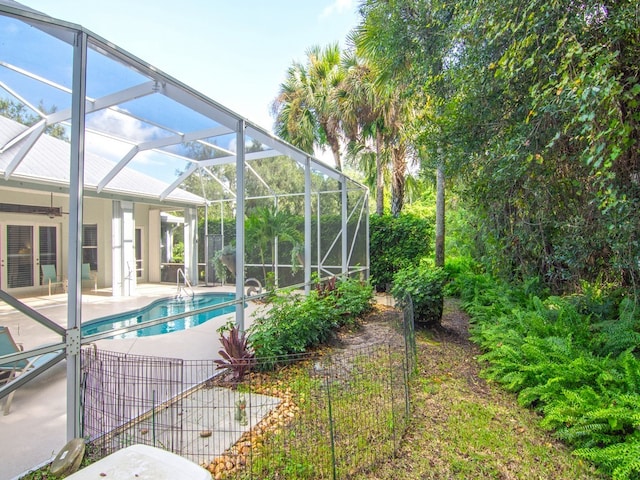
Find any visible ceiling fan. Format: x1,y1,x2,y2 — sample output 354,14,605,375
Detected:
0,193,69,218
44,192,70,218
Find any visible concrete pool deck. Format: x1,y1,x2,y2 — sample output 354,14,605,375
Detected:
0,284,267,480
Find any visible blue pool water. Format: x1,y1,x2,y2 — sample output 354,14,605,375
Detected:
82,293,236,339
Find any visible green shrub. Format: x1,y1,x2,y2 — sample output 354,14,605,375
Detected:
333,277,374,323
370,214,433,291
391,260,444,325
249,278,373,368
172,241,184,263
566,280,625,322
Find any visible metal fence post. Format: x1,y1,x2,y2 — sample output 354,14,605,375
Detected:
388,344,398,453
325,371,338,480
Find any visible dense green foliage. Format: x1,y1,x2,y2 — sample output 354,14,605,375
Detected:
270,2,640,476
455,269,640,479
391,260,445,326
354,0,640,294
249,277,374,367
369,213,433,291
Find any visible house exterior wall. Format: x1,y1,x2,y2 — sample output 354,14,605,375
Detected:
148,209,161,283
0,187,166,296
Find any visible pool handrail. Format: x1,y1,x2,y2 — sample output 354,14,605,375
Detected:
176,268,194,299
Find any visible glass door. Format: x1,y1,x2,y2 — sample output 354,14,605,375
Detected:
7,225,34,288
39,225,58,282
4,224,60,290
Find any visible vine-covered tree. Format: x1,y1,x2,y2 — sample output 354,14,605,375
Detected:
354,0,640,293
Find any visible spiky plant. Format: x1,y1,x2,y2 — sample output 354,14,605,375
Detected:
214,326,255,384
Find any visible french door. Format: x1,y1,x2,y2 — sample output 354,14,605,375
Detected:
3,224,60,290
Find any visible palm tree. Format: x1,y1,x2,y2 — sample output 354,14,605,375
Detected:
245,205,302,283
352,23,413,216
339,50,389,215
272,43,345,170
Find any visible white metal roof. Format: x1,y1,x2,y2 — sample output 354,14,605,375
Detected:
0,115,204,205
0,0,364,205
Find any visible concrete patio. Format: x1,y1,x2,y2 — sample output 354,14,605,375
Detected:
0,284,265,480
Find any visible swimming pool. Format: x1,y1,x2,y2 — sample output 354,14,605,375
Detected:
82,293,236,339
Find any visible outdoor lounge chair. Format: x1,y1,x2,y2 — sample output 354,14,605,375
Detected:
82,263,97,292
0,326,60,415
41,264,66,296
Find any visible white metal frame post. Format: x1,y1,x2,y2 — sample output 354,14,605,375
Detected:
317,193,321,278
67,28,88,441
365,190,371,280
341,175,348,276
184,207,198,286
304,158,312,294
204,202,209,285
235,120,246,331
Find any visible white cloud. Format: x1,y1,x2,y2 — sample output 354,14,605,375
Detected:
84,109,188,183
86,109,161,143
320,0,355,19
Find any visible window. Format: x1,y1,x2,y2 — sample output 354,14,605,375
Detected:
39,226,57,268
82,224,98,271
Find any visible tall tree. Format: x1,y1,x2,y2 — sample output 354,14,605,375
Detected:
272,43,345,170
355,0,640,291
339,50,388,214
350,20,415,216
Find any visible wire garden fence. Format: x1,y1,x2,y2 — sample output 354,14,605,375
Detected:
81,297,415,479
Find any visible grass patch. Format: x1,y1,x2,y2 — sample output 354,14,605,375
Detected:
349,302,605,479
244,345,408,479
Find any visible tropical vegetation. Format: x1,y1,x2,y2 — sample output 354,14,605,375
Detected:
453,272,640,479
248,276,374,368
268,1,640,478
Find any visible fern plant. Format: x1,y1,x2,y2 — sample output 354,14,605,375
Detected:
591,298,640,357
575,431,640,480
548,391,640,447
459,269,640,478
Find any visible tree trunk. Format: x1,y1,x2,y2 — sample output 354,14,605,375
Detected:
324,124,342,171
376,132,384,215
435,164,445,268
391,144,406,217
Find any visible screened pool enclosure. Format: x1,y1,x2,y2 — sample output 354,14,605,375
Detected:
0,0,368,454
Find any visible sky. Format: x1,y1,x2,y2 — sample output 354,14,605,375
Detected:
17,0,361,134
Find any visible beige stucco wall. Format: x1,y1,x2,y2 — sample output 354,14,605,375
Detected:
0,187,166,295
83,196,112,289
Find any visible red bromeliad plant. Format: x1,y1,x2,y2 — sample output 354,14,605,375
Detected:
316,276,337,297
214,326,255,384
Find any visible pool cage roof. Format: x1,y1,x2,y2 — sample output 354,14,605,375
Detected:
0,0,369,446
0,1,369,286
0,1,362,200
